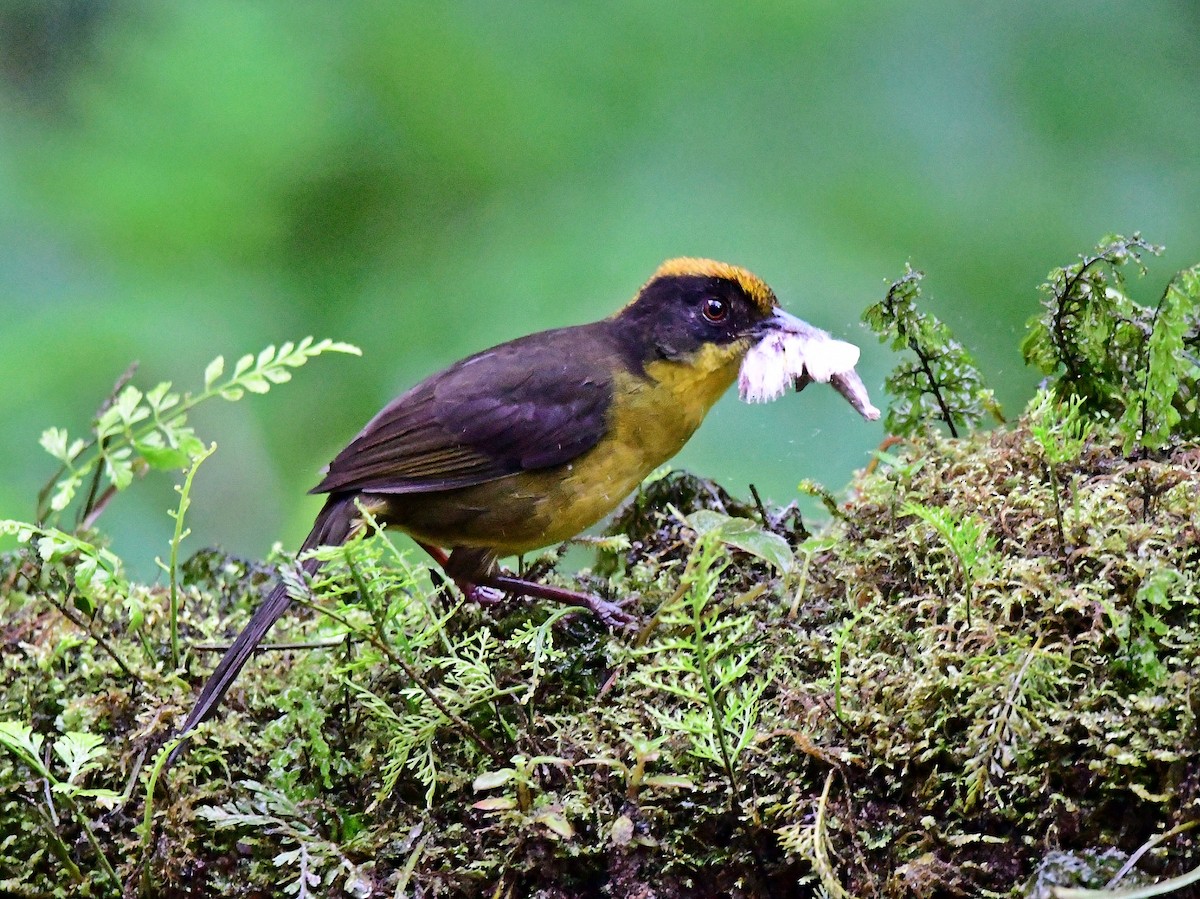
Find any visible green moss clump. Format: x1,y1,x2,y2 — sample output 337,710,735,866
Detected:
4,415,1198,897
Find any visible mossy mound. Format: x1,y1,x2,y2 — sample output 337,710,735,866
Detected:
3,414,1199,897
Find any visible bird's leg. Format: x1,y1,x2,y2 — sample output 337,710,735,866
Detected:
416,542,505,605
477,570,634,628
416,542,632,628
415,541,449,567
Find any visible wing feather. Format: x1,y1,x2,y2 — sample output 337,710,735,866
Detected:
311,324,615,496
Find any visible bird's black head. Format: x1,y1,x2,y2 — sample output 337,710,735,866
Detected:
614,258,779,364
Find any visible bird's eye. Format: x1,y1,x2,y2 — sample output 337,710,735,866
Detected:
701,297,729,323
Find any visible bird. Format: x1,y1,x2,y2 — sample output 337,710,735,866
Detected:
168,257,876,761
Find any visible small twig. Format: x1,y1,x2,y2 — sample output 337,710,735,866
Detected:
51,778,123,894
748,483,769,525
41,764,59,826
1141,466,1155,522
291,595,507,768
35,462,69,526
79,482,122,533
394,831,431,898
807,769,851,899
163,443,216,668
120,746,148,804
633,578,689,648
77,447,109,533
26,799,81,881
77,362,140,531
1106,819,1200,889
134,737,182,895
1051,255,1102,383
1046,462,1067,550
909,335,959,437
96,362,141,416
25,572,141,685
192,636,350,653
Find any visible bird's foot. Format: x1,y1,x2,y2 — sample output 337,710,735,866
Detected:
418,541,634,628
428,565,504,608
582,594,636,629
462,584,506,606
481,571,635,629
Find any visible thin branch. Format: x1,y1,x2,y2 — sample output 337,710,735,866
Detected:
908,334,959,438
290,594,506,768
23,571,141,685
192,637,350,653
79,482,123,533
77,362,140,531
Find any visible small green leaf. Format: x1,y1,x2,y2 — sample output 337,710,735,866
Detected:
73,787,122,809
104,452,135,491
204,355,225,389
50,472,82,512
610,814,634,846
241,373,272,394
642,774,696,790
471,796,517,811
0,721,46,771
177,432,207,458
685,510,794,575
135,441,192,471
535,810,575,840
53,731,108,784
124,592,145,631
95,405,123,439
145,381,175,411
39,427,69,460
114,386,148,425
472,768,515,791
36,533,68,561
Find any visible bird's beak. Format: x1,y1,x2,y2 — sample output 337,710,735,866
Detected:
738,306,881,420
755,306,824,340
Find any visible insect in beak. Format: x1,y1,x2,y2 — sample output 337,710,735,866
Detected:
738,307,881,420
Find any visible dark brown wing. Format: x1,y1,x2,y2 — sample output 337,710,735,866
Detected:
311,323,615,496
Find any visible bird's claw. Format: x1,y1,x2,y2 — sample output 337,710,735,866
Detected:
464,585,506,606
459,569,637,630
587,596,636,629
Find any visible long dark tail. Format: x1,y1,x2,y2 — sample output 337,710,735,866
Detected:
166,496,357,766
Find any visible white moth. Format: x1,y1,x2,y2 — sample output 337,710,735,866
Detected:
738,309,881,421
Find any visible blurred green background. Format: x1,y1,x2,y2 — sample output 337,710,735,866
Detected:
1,1,1197,576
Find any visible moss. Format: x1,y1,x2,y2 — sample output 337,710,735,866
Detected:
3,411,1200,897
